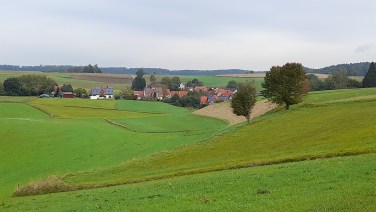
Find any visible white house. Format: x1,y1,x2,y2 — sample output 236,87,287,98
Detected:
90,86,114,99
179,83,185,90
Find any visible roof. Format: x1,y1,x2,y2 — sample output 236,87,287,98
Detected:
91,86,114,95
200,96,209,105
170,91,188,97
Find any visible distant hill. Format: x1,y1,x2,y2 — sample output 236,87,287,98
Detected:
101,67,253,76
0,64,253,76
306,62,371,76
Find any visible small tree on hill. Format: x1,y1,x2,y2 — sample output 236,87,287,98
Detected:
262,63,307,110
131,69,146,91
362,62,376,87
226,80,238,89
150,74,157,85
231,81,257,124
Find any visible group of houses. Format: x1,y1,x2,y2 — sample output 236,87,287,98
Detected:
133,83,236,106
50,83,235,106
50,86,114,99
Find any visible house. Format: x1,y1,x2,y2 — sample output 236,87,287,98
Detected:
179,83,185,90
144,87,164,100
170,91,189,97
200,96,209,105
133,91,144,100
62,92,75,98
90,86,114,99
194,86,208,92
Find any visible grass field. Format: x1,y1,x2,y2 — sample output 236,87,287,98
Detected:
0,97,227,198
2,153,375,211
1,88,376,211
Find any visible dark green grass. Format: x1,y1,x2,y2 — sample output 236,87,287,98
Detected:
0,99,227,198
2,154,375,211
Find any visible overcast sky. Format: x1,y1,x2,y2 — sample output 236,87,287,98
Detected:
0,0,375,70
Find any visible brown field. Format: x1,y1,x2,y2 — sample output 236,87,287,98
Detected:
216,73,266,78
71,73,133,84
307,73,330,79
194,100,277,125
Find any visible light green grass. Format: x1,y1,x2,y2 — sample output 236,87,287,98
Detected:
0,98,227,198
45,88,376,191
2,153,375,211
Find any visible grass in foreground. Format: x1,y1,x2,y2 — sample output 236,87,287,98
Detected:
0,98,227,198
15,88,376,195
3,153,376,211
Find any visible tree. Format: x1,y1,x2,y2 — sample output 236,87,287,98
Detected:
325,70,348,89
262,63,307,110
362,62,376,87
150,74,157,85
231,81,257,124
131,69,146,91
306,74,325,91
61,84,73,92
226,80,238,89
73,88,87,98
3,77,22,96
0,82,5,96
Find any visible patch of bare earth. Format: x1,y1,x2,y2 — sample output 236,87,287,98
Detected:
71,73,133,84
194,101,278,125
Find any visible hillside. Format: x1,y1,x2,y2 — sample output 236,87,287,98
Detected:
1,88,376,211
11,88,376,196
0,98,227,198
306,62,371,76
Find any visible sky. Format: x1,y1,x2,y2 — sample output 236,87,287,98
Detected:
0,0,375,71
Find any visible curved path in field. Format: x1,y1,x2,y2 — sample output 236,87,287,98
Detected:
194,100,277,125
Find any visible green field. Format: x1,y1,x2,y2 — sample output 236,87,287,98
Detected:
1,88,376,211
0,98,227,199
0,71,264,92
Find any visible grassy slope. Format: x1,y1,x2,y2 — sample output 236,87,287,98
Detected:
2,153,375,211
51,89,376,189
0,98,227,198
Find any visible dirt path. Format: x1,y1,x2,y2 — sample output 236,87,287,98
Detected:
194,101,277,125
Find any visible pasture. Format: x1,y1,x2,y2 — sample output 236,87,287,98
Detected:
0,97,227,198
1,88,376,211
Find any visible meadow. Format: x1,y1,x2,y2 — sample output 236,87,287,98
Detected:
0,97,227,199
1,86,376,211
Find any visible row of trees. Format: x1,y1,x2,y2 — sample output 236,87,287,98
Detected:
2,75,57,96
65,64,102,73
131,69,204,91
307,62,376,91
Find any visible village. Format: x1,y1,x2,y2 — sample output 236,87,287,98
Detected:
47,81,236,108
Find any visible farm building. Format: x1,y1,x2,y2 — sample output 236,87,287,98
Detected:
62,92,75,98
90,86,114,99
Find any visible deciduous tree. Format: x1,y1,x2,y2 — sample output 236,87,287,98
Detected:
262,63,307,110
231,81,257,124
